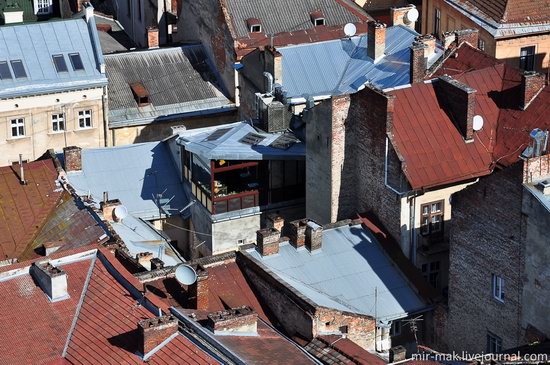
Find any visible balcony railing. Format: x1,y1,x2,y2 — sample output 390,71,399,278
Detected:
212,190,259,214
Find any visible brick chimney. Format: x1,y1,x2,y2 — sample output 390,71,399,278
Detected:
63,146,82,172
455,29,479,47
138,315,178,355
136,252,154,271
264,47,283,86
206,306,258,335
437,75,477,141
266,214,285,232
147,26,159,49
305,221,323,252
415,35,436,59
100,199,122,222
410,41,427,84
521,71,546,110
256,228,281,256
31,261,68,302
390,5,416,29
367,22,386,61
442,31,456,50
288,219,308,249
389,345,407,362
188,266,208,310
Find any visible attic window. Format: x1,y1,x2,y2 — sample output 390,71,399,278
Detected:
239,132,265,145
310,11,325,26
10,60,27,79
0,62,12,80
246,18,262,33
69,53,84,71
130,82,150,106
53,55,68,73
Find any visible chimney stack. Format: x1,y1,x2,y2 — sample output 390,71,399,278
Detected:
367,22,386,61
136,252,154,271
521,71,546,110
100,199,122,222
138,315,178,356
442,31,456,50
389,345,407,362
31,261,68,302
390,5,416,29
264,47,283,86
63,146,82,172
305,221,323,252
256,228,281,256
147,26,159,49
455,29,479,47
206,306,258,335
415,35,436,60
188,266,208,310
437,75,477,141
410,41,427,84
266,214,285,232
2,3,24,24
288,219,308,249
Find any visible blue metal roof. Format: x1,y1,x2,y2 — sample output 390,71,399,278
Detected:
278,25,419,99
176,122,305,161
67,142,189,220
246,223,427,321
0,17,107,99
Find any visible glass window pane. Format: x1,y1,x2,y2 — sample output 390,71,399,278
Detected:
11,60,27,78
0,61,12,80
69,53,84,71
53,55,68,73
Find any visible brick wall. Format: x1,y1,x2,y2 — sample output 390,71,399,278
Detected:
523,154,550,183
446,163,524,352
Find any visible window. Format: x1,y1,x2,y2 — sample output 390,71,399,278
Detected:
51,113,65,132
78,110,92,129
420,200,443,235
314,17,325,26
10,118,25,138
487,332,502,353
69,53,84,71
433,8,441,36
478,38,486,52
53,55,68,73
390,320,402,337
10,60,27,79
0,61,12,80
422,261,440,288
250,24,262,32
520,46,536,71
492,274,505,302
37,0,52,14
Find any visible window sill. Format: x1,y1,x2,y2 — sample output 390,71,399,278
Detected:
7,136,30,142
76,126,96,132
492,297,505,305
48,131,66,135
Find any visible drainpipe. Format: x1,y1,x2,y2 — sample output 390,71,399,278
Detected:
409,193,417,264
102,85,109,146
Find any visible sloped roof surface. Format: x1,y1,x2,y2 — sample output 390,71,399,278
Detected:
0,18,107,99
67,142,189,220
453,0,550,24
429,43,504,78
279,25,420,98
246,223,427,321
0,160,62,260
105,46,233,126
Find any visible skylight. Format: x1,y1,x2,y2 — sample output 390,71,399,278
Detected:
239,132,265,145
10,60,27,79
270,134,299,150
53,55,68,73
204,127,232,141
69,53,84,71
0,62,12,80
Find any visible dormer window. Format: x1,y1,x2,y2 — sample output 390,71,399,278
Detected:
310,11,325,26
247,18,262,33
36,0,53,15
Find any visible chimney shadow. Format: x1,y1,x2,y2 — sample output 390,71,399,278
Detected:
107,328,140,354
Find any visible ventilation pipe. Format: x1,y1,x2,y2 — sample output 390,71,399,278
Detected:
263,72,274,94
19,154,26,185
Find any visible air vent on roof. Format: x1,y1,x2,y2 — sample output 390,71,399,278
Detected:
53,55,68,73
239,132,265,145
69,53,84,71
310,11,325,26
130,82,150,107
204,127,232,141
0,61,12,80
270,134,299,150
538,179,550,195
10,60,27,79
247,18,262,33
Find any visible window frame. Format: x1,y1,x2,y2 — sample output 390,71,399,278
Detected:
10,60,27,79
250,24,261,33
52,54,69,73
487,332,503,353
420,200,444,235
77,109,93,129
492,274,505,302
68,53,85,71
36,0,53,14
422,261,440,288
433,8,441,36
10,117,25,138
519,45,536,71
314,18,326,26
51,113,65,133
390,320,402,337
0,61,12,80
478,38,486,52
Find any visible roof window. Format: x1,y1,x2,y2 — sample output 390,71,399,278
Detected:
69,53,84,71
53,55,68,73
239,132,265,145
310,11,325,26
10,60,27,79
246,18,262,33
0,61,12,80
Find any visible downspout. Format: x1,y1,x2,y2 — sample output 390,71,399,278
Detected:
409,193,417,264
102,85,109,146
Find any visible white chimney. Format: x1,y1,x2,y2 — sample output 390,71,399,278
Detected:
3,7,24,24
31,261,69,302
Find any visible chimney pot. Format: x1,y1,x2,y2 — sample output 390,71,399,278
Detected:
436,75,477,141
305,221,323,252
367,22,386,61
206,306,258,335
31,261,69,301
266,214,285,232
410,42,427,84
188,265,208,310
63,146,82,172
521,71,546,110
147,26,159,49
288,219,308,249
138,315,178,355
256,228,281,256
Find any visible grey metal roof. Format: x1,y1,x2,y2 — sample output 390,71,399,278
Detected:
278,25,421,99
0,17,107,99
246,223,427,321
94,14,136,54
105,46,234,127
67,141,189,220
111,214,184,267
176,122,305,161
226,0,363,38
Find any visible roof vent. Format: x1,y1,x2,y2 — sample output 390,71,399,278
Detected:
310,11,325,26
538,179,550,195
130,82,150,107
247,18,262,33
30,261,69,302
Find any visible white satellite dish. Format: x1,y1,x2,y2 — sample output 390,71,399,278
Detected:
113,205,128,222
344,23,357,38
473,115,484,131
175,265,197,285
404,8,419,24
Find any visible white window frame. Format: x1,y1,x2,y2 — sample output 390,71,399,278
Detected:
487,332,502,353
492,274,505,302
35,0,53,15
478,38,486,52
51,113,65,133
77,109,92,129
10,117,25,138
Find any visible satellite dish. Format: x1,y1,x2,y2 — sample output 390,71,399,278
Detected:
113,205,128,222
473,115,484,131
404,8,419,24
175,265,197,285
344,23,357,38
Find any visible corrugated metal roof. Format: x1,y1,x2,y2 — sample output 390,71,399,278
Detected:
105,46,234,127
176,122,305,161
226,0,363,39
67,142,189,220
246,223,427,321
0,18,107,99
278,25,420,99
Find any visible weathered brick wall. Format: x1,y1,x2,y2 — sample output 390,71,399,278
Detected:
446,163,524,352
315,308,376,351
523,154,550,183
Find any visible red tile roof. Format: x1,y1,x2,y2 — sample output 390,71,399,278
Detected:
429,43,504,78
0,160,62,260
453,0,550,24
312,335,387,365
